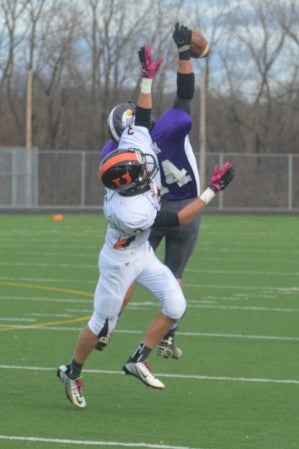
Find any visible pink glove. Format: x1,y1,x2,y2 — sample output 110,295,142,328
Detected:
209,162,235,193
138,45,163,79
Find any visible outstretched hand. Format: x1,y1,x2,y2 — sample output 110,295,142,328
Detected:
209,162,235,193
138,45,163,79
173,22,192,49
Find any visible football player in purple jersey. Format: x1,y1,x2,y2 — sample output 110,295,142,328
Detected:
98,23,201,359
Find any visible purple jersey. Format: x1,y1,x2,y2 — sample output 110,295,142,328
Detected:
151,108,200,200
100,108,200,200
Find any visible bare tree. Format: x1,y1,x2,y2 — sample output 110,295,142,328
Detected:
0,0,298,153
31,1,84,148
80,0,185,149
0,0,28,143
266,0,299,152
208,0,297,153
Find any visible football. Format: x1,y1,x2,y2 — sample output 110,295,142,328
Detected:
190,29,210,59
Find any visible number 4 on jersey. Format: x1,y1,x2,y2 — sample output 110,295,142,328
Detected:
161,159,191,187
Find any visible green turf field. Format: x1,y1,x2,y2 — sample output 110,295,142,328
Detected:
0,213,298,449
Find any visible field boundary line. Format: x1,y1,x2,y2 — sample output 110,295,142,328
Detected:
1,365,299,385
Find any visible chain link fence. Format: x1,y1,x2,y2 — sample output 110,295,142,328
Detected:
0,147,298,212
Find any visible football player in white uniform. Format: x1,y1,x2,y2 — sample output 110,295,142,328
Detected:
99,23,203,359
57,46,234,408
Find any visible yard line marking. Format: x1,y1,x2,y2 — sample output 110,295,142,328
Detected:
0,280,93,297
0,317,36,322
0,276,96,284
183,284,299,292
1,277,298,292
1,365,299,385
177,331,299,341
0,435,208,449
0,324,298,343
0,315,90,333
186,268,299,276
0,260,297,276
0,295,90,303
187,304,299,312
29,313,76,317
2,294,299,313
0,261,97,269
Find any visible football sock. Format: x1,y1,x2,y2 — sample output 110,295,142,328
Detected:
129,342,151,363
163,324,177,339
69,357,83,379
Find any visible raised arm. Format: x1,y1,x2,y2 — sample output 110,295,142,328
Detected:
153,163,235,228
135,45,163,127
172,22,194,113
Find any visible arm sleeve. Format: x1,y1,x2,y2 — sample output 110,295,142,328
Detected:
135,106,152,129
176,72,195,100
173,97,191,114
173,72,195,114
152,210,180,228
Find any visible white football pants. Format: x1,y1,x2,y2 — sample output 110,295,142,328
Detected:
88,241,187,337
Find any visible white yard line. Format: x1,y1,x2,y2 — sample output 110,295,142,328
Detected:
0,435,211,449
1,294,299,308
0,324,299,342
0,319,299,341
0,261,298,276
1,364,299,385
1,277,298,291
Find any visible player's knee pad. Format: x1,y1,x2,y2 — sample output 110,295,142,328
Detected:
163,295,186,320
88,312,118,338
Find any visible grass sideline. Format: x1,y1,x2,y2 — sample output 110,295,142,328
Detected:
0,213,298,449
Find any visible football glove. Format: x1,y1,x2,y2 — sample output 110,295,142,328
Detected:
173,22,192,59
209,162,235,193
138,45,163,79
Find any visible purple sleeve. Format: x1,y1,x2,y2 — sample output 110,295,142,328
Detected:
101,140,117,158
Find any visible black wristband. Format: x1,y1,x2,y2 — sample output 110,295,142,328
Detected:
179,50,191,60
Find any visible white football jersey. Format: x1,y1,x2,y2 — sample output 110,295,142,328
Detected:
103,188,159,249
103,125,161,250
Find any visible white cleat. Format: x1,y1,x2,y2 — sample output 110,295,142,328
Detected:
94,336,110,351
57,365,86,408
123,361,165,389
157,337,182,359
